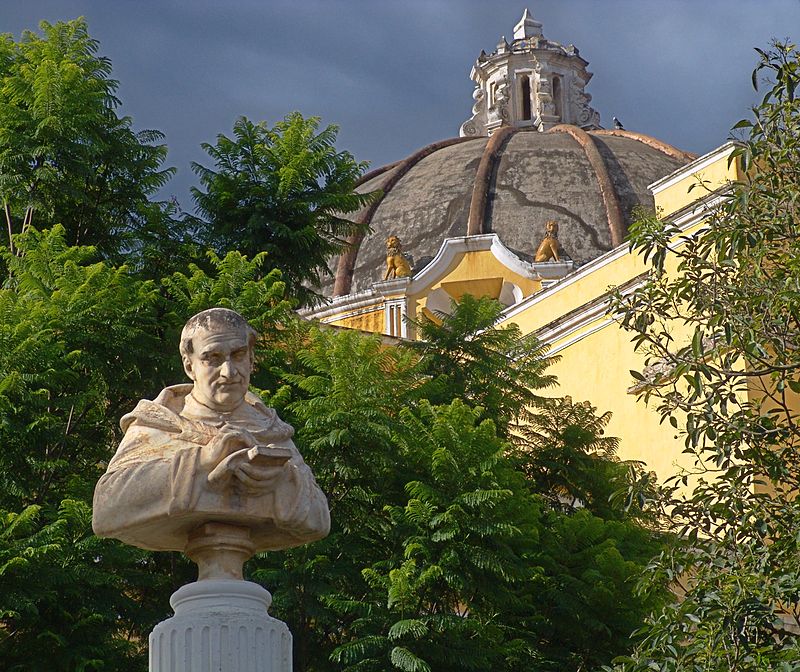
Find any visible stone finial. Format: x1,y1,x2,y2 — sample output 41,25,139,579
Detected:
513,8,543,39
385,235,413,280
534,219,566,262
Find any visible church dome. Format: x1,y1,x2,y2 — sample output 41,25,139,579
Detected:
328,10,695,298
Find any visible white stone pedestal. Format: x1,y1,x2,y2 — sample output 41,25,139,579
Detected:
149,579,292,672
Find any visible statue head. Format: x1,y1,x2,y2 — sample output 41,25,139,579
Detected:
387,235,402,252
545,219,559,235
180,308,257,413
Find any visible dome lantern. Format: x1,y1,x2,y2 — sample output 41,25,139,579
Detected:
460,8,601,136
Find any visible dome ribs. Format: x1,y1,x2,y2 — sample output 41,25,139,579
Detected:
548,124,626,248
594,129,697,162
332,137,479,297
467,126,517,235
354,160,403,188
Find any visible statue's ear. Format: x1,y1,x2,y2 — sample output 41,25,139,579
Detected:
182,355,196,381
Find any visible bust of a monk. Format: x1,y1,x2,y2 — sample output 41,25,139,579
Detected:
92,308,330,571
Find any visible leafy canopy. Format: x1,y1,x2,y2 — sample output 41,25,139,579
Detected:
252,297,665,672
610,42,800,672
191,113,377,306
0,225,293,671
0,19,180,263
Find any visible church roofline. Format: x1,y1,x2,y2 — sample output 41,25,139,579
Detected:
408,233,539,294
648,140,738,194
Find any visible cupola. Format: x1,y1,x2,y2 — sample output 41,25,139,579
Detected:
460,8,601,136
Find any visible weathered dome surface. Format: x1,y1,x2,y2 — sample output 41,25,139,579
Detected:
329,127,694,297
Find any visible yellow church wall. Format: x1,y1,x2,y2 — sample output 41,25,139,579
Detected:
543,319,689,480
327,306,385,334
652,142,743,217
408,248,542,329
502,248,644,336
499,145,745,487
499,249,712,488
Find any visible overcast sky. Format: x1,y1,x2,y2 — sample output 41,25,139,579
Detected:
2,1,799,206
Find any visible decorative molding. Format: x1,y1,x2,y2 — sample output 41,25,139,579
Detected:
533,275,645,354
374,277,411,297
648,141,739,195
300,288,379,321
318,304,383,325
408,234,538,294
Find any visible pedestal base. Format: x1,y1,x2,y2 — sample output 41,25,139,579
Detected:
150,580,291,672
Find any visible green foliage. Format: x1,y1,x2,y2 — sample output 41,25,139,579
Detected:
610,42,800,671
0,225,163,508
0,225,296,670
0,226,172,669
0,500,171,672
191,113,377,306
514,396,632,520
411,294,557,435
0,18,186,268
253,297,665,672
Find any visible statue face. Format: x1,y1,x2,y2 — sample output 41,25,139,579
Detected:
183,327,253,412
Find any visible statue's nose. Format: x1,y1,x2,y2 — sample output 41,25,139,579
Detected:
219,359,234,377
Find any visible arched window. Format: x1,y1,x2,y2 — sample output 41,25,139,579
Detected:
521,75,532,121
552,75,563,121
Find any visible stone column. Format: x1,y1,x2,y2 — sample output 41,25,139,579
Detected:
149,580,291,672
149,523,292,672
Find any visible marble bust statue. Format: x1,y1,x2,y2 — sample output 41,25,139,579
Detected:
92,308,330,577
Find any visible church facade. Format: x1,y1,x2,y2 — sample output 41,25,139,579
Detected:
301,10,742,482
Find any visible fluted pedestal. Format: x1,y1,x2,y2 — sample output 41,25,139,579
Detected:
150,579,291,672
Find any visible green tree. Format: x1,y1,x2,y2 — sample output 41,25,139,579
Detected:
254,297,665,672
610,42,800,672
191,113,377,306
0,226,293,670
0,19,183,267
410,294,557,434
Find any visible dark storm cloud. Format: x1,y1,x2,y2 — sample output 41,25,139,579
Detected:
1,0,799,206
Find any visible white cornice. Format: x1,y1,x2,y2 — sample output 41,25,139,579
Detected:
533,275,645,353
374,277,411,297
318,303,383,325
301,288,379,321
649,141,739,195
500,242,626,322
408,234,538,293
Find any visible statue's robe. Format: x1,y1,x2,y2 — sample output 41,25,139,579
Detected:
92,384,330,552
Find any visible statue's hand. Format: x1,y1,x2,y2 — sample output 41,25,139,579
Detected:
202,426,257,483
232,459,291,494
207,438,294,493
